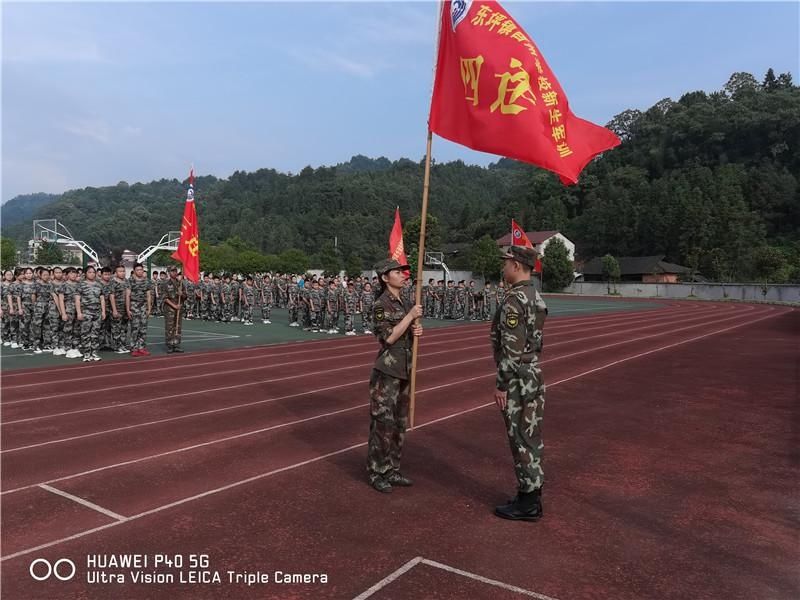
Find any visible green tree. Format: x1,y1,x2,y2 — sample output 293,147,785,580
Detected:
542,237,573,292
35,241,64,264
750,246,792,283
470,234,502,281
345,254,364,278
314,243,341,276
601,254,621,281
1,238,17,271
277,249,309,274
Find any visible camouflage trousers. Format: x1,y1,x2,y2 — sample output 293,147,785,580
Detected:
31,302,50,348
47,304,63,349
443,300,453,319
19,303,34,347
325,311,339,330
453,302,465,320
260,304,272,320
308,310,320,330
62,306,78,349
434,300,443,319
288,304,298,324
80,308,102,354
201,299,213,320
501,363,546,493
366,370,410,482
1,311,11,342
241,304,253,323
111,314,130,350
222,302,234,322
343,312,355,332
129,304,149,350
163,305,183,349
360,311,373,333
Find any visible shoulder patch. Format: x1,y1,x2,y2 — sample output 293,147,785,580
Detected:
504,311,519,329
375,305,385,321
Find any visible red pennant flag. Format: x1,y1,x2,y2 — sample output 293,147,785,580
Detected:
388,207,409,275
511,218,533,249
171,168,200,283
429,1,621,184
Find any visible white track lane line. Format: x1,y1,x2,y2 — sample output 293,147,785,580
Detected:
38,484,127,522
0,309,781,563
0,303,692,390
2,304,735,408
0,301,684,380
1,305,749,438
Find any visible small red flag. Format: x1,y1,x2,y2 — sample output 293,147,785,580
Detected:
429,1,621,184
171,168,200,283
511,219,534,249
388,207,409,275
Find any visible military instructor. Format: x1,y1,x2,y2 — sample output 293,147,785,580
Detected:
490,245,548,521
162,266,187,353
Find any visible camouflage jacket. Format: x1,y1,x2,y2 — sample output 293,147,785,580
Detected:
372,289,414,380
490,279,547,392
78,280,104,311
129,276,153,308
162,278,187,307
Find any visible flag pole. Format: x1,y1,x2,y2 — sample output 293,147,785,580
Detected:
409,129,433,429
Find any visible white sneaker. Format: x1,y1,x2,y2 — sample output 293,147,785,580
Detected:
52,348,65,356
92,353,101,361
73,349,83,358
82,355,92,362
116,347,129,354
2,341,10,346
363,330,372,335
346,331,356,336
10,342,19,349
33,347,43,354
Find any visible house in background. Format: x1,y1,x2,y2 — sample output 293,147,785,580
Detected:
578,255,693,283
495,230,575,262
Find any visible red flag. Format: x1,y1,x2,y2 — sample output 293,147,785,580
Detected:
388,207,409,272
429,1,621,184
171,168,200,283
511,218,533,249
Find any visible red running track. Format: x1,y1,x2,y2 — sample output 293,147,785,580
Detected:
1,300,797,600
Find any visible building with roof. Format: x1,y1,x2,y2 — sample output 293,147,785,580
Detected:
495,230,575,262
578,255,693,283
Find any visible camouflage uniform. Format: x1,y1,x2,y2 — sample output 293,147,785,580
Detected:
360,289,374,333
19,280,36,348
110,276,131,350
230,279,241,321
100,278,113,349
325,286,339,331
221,281,233,322
78,279,104,356
482,285,493,320
48,278,65,350
1,280,11,343
433,283,444,319
343,286,359,333
454,285,467,320
62,280,79,351
287,282,299,325
31,278,52,349
444,284,455,319
260,280,274,321
129,275,153,351
241,283,255,324
307,287,323,331
490,273,548,495
184,280,195,319
162,276,187,351
366,264,416,487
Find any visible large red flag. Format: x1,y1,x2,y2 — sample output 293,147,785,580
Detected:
171,168,200,283
429,1,620,184
388,207,409,269
511,218,533,249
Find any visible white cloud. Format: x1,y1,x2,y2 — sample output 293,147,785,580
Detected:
61,118,111,144
286,47,379,79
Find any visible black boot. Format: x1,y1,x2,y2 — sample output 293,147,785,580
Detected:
494,488,542,522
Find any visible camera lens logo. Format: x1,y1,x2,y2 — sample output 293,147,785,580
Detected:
29,558,76,581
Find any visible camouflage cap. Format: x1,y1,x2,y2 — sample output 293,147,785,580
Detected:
501,245,538,268
373,258,410,276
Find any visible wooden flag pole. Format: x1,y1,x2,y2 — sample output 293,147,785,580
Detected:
409,130,433,429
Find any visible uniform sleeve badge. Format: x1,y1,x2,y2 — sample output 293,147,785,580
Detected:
374,305,384,321
504,311,519,329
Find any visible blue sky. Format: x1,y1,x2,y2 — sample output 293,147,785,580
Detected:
2,1,798,202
